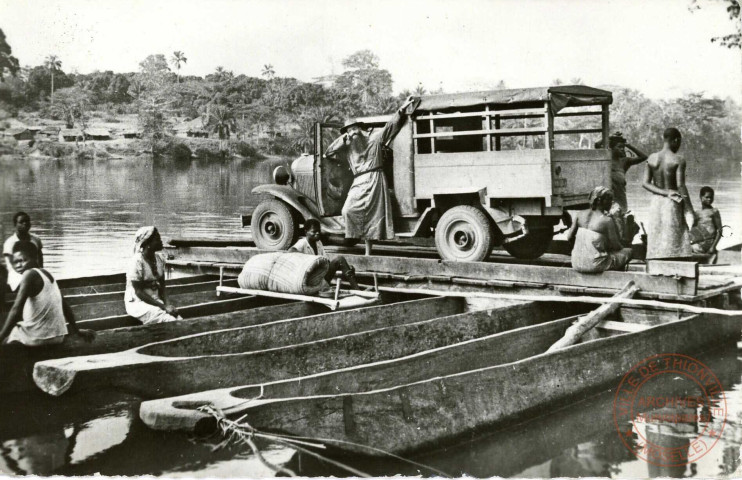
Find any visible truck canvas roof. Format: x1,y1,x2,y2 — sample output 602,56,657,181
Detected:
417,85,612,113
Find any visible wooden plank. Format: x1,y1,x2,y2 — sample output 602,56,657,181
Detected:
554,111,603,117
167,247,696,296
71,289,223,320
75,296,262,331
596,320,649,333
646,260,699,279
547,281,639,351
415,107,546,121
33,297,469,397
553,128,603,135
414,126,546,139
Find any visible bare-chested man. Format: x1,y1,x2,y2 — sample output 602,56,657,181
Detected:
642,128,694,259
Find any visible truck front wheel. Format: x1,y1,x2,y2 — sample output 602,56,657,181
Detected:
503,227,553,260
251,200,299,251
435,206,494,262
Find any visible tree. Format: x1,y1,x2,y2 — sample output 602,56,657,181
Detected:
53,87,90,130
206,103,237,152
0,28,20,80
293,106,341,153
334,50,393,115
413,83,427,96
261,64,275,80
690,0,741,48
44,55,62,104
139,54,170,76
171,51,187,83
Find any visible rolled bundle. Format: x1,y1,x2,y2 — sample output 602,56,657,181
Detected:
238,252,329,295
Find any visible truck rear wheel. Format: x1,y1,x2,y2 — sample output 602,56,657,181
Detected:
251,200,299,251
435,206,494,262
503,227,553,260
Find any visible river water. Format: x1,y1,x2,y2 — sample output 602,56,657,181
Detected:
0,154,740,477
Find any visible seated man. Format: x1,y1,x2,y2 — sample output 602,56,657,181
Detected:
566,187,633,273
288,219,360,290
0,241,94,346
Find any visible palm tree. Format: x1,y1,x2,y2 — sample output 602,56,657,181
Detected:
207,104,237,152
213,66,234,83
45,55,62,104
413,83,427,96
261,64,275,80
294,106,341,153
171,51,187,83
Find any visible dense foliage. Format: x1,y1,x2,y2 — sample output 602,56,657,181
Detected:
0,27,738,168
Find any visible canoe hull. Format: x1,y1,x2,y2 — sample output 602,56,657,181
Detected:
212,311,741,456
34,299,584,398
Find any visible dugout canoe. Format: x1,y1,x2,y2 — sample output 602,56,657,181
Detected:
0,273,342,394
33,297,588,397
144,305,740,456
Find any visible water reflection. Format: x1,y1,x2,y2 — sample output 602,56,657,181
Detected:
1,155,740,281
0,156,283,279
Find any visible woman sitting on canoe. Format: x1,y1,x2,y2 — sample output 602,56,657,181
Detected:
288,219,360,291
566,186,633,273
125,226,182,324
0,241,94,346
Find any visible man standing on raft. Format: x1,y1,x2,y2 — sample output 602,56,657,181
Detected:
324,96,419,255
642,128,694,260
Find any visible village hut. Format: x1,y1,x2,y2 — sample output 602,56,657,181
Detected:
175,117,209,138
38,126,61,139
84,128,112,141
3,128,35,141
59,129,84,142
121,128,141,139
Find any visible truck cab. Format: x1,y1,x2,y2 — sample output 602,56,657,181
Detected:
248,85,613,261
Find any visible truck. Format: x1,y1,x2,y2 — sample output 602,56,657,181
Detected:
246,85,613,261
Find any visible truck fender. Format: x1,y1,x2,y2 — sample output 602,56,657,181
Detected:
485,206,525,238
249,184,321,223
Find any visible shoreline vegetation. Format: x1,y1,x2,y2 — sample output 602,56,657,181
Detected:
0,43,740,170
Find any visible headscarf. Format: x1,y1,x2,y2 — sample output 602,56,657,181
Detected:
589,186,612,210
133,226,157,253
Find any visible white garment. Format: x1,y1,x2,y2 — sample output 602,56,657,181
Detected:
7,268,67,346
291,237,326,257
3,233,43,291
124,252,179,324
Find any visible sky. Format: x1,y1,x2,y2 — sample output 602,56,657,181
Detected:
1,0,740,101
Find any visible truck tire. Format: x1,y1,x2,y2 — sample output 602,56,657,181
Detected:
503,227,553,260
251,200,299,251
435,206,494,262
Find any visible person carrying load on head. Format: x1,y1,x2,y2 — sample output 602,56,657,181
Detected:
595,132,647,247
288,218,359,291
324,96,420,256
565,187,633,273
642,128,694,260
0,241,94,347
124,226,182,324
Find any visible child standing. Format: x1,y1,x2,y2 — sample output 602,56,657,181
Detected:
690,186,722,255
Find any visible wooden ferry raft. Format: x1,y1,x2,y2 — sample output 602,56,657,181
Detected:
164,245,741,301
139,296,741,451
32,298,585,397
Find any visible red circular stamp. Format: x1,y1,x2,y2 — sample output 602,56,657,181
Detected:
613,353,727,467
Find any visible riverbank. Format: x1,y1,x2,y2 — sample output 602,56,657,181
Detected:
0,112,274,161
1,136,269,162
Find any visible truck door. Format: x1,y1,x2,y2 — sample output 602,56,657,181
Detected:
315,122,353,217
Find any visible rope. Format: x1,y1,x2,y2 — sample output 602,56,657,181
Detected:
375,285,742,317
